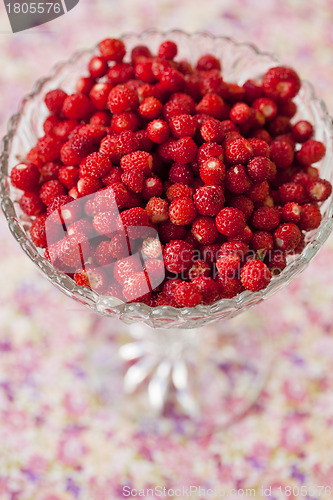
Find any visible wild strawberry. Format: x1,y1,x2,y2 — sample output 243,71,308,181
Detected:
250,128,272,144
274,223,301,251
67,218,95,238
279,182,307,204
104,282,124,301
117,207,150,238
252,97,277,121
77,177,103,197
158,40,178,59
216,253,241,279
247,138,270,158
240,259,272,291
62,93,91,120
88,82,112,110
265,249,287,275
10,163,40,191
174,281,202,307
250,231,274,258
47,194,74,216
243,79,263,103
263,66,301,101
252,206,280,231
281,202,301,223
197,53,221,71
147,119,170,144
44,89,68,115
225,138,253,165
159,67,185,93
166,182,193,202
247,180,270,203
267,116,292,136
215,274,243,298
138,96,162,120
106,62,134,85
141,177,163,200
163,240,194,274
39,180,66,206
169,197,197,225
216,207,246,237
187,258,211,280
169,114,196,138
142,237,163,259
30,214,48,248
230,102,252,125
198,142,224,164
219,241,249,262
167,163,193,185
108,85,139,114
146,197,169,223
90,111,111,127
292,120,313,143
74,266,108,293
79,152,112,179
306,178,332,202
120,151,153,177
199,158,225,185
92,211,116,235
270,140,294,169
232,225,253,244
158,220,187,244
196,93,226,119
225,164,252,194
298,203,322,231
191,276,219,304
200,118,224,143
36,135,62,163
199,70,228,97
194,185,224,216
88,55,108,79
121,168,144,193
58,166,79,190
99,38,125,62
247,156,271,182
156,292,178,307
229,195,254,219
76,76,95,95
123,271,152,302
57,233,90,268
278,99,297,118
94,183,129,212
114,255,143,285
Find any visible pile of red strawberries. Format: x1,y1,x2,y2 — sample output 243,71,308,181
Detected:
10,37,332,307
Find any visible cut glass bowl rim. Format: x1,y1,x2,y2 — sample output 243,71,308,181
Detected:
1,29,333,327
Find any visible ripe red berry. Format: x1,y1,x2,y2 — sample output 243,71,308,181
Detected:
40,180,66,206
194,185,224,216
250,231,274,257
174,281,202,307
225,164,252,194
74,266,108,293
147,119,170,144
247,156,271,182
158,40,178,60
252,97,277,121
198,142,224,164
229,195,254,219
44,89,67,114
146,197,169,224
216,253,241,278
230,102,252,125
166,182,193,202
200,118,224,142
169,197,197,225
281,202,301,223
298,203,322,231
111,112,138,134
291,120,313,143
192,276,220,304
225,138,253,165
306,178,332,202
169,114,196,138
191,216,219,245
117,207,150,238
57,233,90,268
158,220,187,244
169,162,194,185
163,240,194,273
187,259,211,280
263,66,301,101
99,38,126,62
265,250,287,275
77,177,103,197
108,84,139,114
30,214,48,248
88,56,108,79
62,93,91,120
279,182,307,204
11,163,40,191
274,223,301,252
196,93,226,119
197,54,221,71
142,177,163,200
252,206,280,231
121,168,145,193
270,140,294,169
240,259,272,291
216,274,243,298
199,158,225,185
216,207,246,237
79,152,112,179
139,97,163,120
58,166,79,190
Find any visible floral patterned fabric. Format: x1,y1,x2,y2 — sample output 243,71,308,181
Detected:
1,0,333,498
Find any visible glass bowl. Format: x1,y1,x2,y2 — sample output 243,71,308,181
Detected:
2,30,333,431
1,30,333,330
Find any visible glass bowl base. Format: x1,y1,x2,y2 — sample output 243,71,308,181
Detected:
82,318,273,436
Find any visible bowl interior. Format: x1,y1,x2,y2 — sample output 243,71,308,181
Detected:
1,30,333,329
